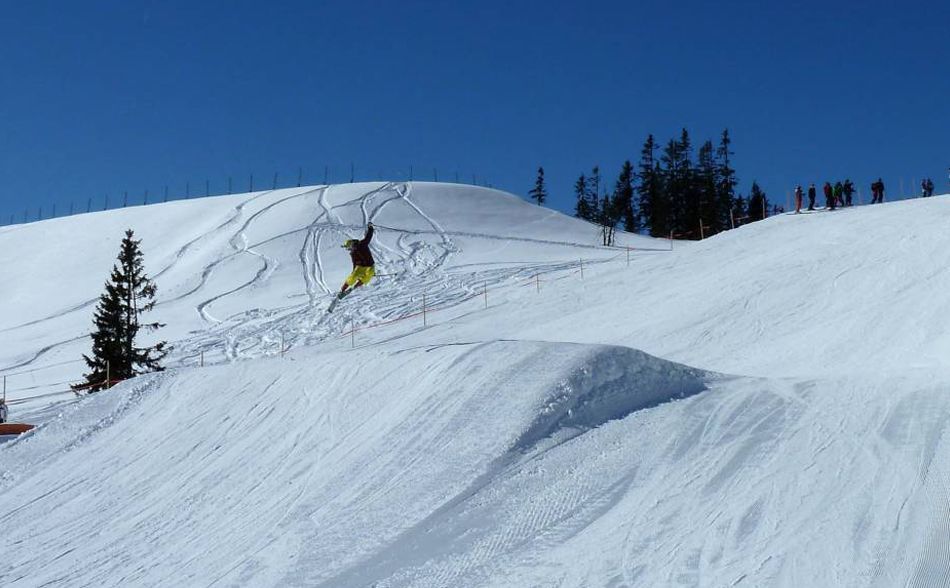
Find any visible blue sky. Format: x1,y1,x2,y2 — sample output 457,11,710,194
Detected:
0,0,947,222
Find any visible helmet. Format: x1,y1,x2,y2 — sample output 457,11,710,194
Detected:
342,239,356,249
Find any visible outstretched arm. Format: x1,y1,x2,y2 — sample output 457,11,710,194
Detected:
360,223,374,245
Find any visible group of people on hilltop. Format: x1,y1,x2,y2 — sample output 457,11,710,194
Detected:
793,177,944,211
794,179,857,213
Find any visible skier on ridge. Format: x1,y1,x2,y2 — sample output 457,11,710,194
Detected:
337,222,375,301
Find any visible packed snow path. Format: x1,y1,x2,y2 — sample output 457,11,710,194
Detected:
2,184,950,586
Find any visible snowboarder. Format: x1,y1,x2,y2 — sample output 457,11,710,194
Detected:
336,222,376,301
807,183,816,211
925,178,935,197
794,185,803,213
833,181,844,207
824,182,835,210
843,179,855,207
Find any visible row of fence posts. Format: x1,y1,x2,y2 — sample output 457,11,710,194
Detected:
3,168,496,227
341,249,640,348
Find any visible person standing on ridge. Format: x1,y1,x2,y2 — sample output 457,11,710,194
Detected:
843,179,855,206
871,178,885,204
833,181,844,207
338,222,375,300
824,181,835,210
794,185,803,213
807,183,817,210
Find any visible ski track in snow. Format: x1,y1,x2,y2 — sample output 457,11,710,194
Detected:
161,181,596,369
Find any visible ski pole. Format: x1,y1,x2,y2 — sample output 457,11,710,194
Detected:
369,223,408,233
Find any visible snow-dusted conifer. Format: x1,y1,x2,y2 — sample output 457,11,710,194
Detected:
528,166,547,206
74,229,167,393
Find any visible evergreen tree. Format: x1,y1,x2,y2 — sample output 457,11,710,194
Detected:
661,130,697,238
573,173,591,220
696,141,719,236
74,230,167,393
528,166,547,206
730,192,748,228
586,166,602,221
613,160,637,233
747,181,769,222
599,193,616,246
637,134,668,237
716,129,738,230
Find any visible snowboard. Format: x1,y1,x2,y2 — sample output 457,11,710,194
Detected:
326,290,351,313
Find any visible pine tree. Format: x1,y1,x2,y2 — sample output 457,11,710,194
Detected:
74,230,167,393
586,166,602,221
528,166,547,206
661,131,696,238
696,141,719,236
613,160,637,233
599,194,614,246
637,134,668,237
574,174,591,220
747,181,769,222
716,129,738,230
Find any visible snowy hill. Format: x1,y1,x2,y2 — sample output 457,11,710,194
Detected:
2,183,950,587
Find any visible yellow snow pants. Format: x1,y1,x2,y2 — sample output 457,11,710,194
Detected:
345,265,375,287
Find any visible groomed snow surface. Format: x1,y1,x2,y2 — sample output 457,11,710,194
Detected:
2,182,950,587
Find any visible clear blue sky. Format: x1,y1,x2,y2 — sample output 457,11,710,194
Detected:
1,0,947,222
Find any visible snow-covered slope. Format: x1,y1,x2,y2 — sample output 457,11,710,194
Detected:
2,184,950,587
0,182,654,406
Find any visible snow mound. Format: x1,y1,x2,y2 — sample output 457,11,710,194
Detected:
0,339,708,586
510,344,707,455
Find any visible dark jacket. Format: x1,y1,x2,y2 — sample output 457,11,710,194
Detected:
349,225,375,267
